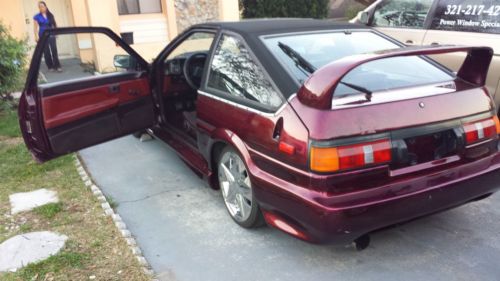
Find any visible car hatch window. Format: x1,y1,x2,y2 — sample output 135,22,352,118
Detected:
430,0,500,34
263,31,454,99
372,0,434,28
207,34,283,108
333,56,454,98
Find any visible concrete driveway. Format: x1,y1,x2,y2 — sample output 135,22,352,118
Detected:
80,136,500,281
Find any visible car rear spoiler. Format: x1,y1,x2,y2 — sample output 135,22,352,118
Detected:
297,45,494,109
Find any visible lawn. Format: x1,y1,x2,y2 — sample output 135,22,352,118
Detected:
0,102,149,280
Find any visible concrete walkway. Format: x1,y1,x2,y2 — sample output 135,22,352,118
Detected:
40,58,93,84
80,136,500,281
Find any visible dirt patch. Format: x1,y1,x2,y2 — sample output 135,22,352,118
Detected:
0,136,23,146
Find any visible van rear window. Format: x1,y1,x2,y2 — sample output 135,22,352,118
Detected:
430,0,500,34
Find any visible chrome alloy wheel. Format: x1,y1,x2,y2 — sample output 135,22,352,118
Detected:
218,150,253,222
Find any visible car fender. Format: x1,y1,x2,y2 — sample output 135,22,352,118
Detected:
205,127,258,189
208,128,253,166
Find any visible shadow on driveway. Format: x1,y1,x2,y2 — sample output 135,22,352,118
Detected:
80,136,500,281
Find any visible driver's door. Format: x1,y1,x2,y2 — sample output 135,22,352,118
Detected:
19,27,156,162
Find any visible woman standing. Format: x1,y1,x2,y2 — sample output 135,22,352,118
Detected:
34,1,62,72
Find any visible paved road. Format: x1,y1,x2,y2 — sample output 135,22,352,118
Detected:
80,136,500,281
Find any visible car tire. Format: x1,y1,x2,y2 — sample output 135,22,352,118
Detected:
217,146,265,228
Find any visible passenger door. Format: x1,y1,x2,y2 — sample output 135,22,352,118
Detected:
422,0,500,106
369,0,434,45
19,27,156,162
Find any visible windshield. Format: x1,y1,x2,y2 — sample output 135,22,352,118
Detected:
263,31,454,96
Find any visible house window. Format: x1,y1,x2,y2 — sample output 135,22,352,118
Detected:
117,0,162,15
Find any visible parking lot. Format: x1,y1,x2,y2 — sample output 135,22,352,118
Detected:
80,136,500,281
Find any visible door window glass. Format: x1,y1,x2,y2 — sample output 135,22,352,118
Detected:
36,33,141,86
430,0,500,34
207,34,283,108
166,32,215,61
163,32,215,94
372,0,433,28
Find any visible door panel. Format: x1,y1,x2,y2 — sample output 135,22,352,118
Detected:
19,27,155,162
47,96,153,155
40,74,150,129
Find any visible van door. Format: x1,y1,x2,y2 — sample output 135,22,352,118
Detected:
19,27,156,162
369,0,434,45
423,0,500,109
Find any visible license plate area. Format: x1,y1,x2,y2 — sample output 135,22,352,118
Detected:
391,128,462,169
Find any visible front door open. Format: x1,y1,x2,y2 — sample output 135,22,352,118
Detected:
19,27,156,162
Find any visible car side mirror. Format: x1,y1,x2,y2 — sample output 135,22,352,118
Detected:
113,54,137,70
358,11,370,25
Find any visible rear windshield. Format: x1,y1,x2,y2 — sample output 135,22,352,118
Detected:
263,31,454,96
430,0,500,34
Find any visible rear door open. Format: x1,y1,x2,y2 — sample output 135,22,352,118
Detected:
19,27,156,162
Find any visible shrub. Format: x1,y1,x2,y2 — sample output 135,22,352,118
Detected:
0,22,28,108
240,0,330,19
345,3,366,20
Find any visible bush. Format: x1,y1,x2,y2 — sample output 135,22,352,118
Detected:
240,0,330,19
0,22,28,108
345,3,366,20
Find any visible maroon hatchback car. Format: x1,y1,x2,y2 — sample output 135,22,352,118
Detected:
19,19,500,249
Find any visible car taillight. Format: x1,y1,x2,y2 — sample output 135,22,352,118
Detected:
310,139,392,172
463,116,500,144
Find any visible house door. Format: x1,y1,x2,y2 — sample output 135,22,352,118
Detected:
23,0,79,58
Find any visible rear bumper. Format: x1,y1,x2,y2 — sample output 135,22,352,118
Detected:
251,152,500,245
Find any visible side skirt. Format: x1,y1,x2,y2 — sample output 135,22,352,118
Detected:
149,126,212,178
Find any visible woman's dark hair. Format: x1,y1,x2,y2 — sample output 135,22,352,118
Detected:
39,1,57,28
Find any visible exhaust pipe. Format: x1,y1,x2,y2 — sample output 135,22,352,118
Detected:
353,234,371,251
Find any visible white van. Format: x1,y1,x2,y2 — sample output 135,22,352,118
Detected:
352,0,500,112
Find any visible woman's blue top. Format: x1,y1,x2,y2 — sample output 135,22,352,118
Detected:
34,13,51,37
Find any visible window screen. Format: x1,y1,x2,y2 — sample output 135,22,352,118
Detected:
117,0,162,15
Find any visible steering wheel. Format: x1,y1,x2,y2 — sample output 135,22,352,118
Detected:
183,52,208,90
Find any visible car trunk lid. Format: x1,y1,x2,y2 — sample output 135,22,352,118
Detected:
291,82,494,140
290,45,498,179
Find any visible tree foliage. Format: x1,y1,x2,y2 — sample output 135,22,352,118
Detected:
353,0,376,6
0,22,28,107
240,0,330,19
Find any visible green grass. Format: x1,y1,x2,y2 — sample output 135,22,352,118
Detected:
33,202,63,219
106,195,119,209
19,223,33,233
0,105,149,281
16,252,88,281
0,102,20,137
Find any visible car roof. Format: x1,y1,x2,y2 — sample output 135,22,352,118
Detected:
194,18,366,36
193,19,372,103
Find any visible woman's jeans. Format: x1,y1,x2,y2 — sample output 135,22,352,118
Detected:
43,36,61,69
